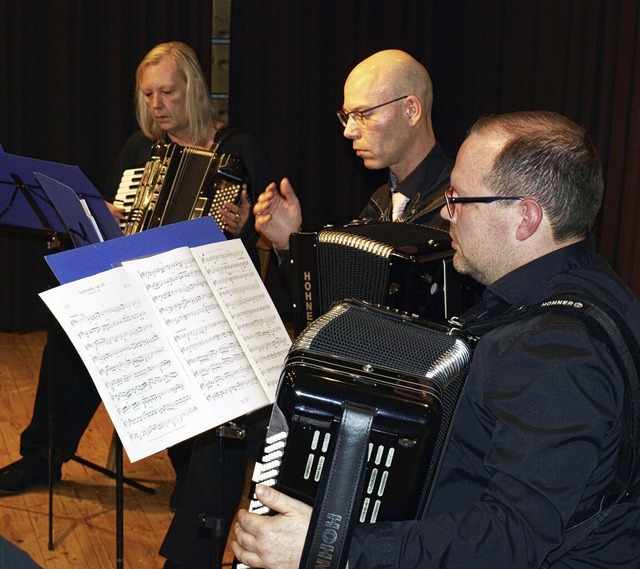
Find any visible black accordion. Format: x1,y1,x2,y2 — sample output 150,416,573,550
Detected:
119,141,248,235
290,221,469,335
238,299,472,569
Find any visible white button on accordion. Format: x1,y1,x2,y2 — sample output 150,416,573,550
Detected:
113,141,248,235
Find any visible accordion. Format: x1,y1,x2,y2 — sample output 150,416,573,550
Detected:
116,141,248,235
239,299,472,569
290,221,472,336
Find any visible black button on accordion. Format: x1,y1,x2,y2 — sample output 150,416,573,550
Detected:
237,299,472,569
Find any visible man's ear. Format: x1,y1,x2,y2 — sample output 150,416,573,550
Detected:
515,198,543,241
405,95,422,125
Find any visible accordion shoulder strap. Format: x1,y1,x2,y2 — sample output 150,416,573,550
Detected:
466,296,639,483
212,124,241,153
528,299,639,567
299,402,375,569
462,296,640,566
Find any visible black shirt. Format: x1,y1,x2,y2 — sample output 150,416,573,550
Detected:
349,237,640,568
359,143,452,230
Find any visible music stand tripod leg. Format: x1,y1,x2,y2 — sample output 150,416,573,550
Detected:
116,435,124,569
44,322,155,557
69,454,155,494
47,315,56,551
200,422,246,569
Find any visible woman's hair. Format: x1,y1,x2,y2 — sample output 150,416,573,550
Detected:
135,41,216,145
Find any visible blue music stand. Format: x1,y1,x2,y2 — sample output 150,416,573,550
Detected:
42,215,225,568
0,151,122,242
34,173,105,247
0,152,143,565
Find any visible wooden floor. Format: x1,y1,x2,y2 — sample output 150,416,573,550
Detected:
0,329,240,568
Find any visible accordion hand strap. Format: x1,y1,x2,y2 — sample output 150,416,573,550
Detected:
299,402,375,569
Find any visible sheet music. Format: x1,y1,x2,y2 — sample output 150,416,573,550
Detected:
121,245,275,408
192,239,292,395
39,240,291,462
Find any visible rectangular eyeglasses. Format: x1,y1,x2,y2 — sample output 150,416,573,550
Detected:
336,95,408,127
444,187,524,218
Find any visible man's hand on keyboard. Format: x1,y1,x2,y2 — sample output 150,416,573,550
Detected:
232,484,311,569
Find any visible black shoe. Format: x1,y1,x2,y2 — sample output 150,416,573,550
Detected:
0,457,61,496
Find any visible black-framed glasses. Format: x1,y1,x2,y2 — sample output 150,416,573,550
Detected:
336,95,409,127
444,187,524,218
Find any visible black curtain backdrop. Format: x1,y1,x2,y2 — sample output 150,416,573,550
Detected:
1,0,638,331
0,1,212,331
0,1,212,189
229,0,640,292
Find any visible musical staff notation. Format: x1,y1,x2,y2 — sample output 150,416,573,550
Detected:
40,239,291,462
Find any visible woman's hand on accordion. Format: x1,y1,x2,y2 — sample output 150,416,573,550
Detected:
232,484,312,569
220,189,251,237
105,200,126,223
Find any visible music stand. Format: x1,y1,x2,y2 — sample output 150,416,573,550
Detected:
34,173,104,247
36,171,159,569
0,153,152,567
0,151,122,241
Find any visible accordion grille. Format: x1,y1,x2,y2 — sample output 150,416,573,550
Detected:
292,302,468,385
317,232,391,314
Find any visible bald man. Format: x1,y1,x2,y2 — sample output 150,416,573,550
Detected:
254,50,452,251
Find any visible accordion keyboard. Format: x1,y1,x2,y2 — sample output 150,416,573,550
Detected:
246,430,288,516
113,167,145,230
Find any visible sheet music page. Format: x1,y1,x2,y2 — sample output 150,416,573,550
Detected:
39,241,287,463
39,266,216,462
121,245,272,411
191,239,292,398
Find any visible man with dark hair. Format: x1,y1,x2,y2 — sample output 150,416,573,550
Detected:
232,111,640,568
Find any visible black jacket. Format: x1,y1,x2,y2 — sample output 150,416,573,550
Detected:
359,143,452,230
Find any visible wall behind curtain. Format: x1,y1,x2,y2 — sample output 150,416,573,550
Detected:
0,1,212,331
229,0,640,294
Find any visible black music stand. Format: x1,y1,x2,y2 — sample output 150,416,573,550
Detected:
200,422,247,569
0,153,152,568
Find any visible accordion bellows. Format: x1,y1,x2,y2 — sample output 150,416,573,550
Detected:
289,222,472,335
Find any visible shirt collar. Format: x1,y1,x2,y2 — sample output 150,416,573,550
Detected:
483,236,596,315
389,143,449,199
